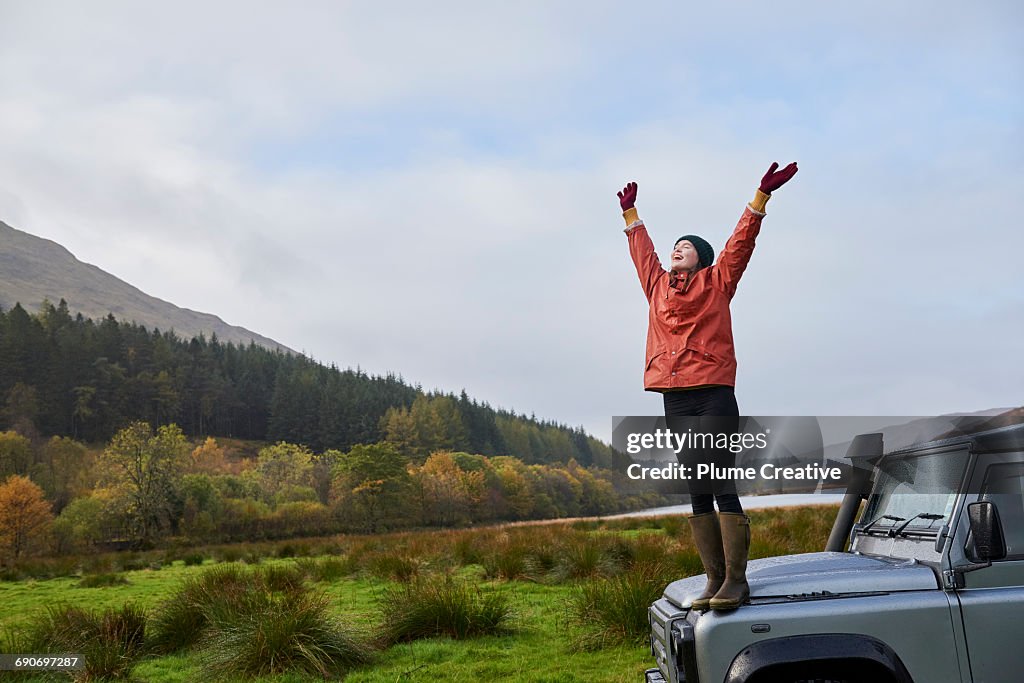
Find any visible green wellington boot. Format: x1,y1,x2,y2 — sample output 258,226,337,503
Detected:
687,512,725,611
709,512,750,611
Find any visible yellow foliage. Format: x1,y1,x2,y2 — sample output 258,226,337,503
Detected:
0,474,54,561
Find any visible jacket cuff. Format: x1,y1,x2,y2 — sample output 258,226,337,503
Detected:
622,207,639,225
748,189,769,215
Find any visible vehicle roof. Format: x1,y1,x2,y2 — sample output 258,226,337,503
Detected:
886,420,1024,457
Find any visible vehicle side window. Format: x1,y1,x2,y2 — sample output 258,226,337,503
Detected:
979,462,1024,560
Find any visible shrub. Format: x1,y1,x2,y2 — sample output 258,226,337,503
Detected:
0,556,80,581
199,589,372,677
378,576,512,645
214,546,244,563
77,572,129,588
118,553,149,572
568,564,670,650
80,554,117,575
276,542,309,558
12,603,146,680
182,552,206,566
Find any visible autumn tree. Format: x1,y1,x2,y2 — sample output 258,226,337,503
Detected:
52,495,108,553
31,436,93,513
0,430,33,479
0,475,54,562
2,382,40,436
188,437,231,474
330,442,411,532
383,395,470,461
255,442,315,504
491,457,535,520
96,421,189,545
179,473,223,540
410,451,485,526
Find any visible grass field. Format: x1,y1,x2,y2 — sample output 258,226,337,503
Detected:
0,505,839,682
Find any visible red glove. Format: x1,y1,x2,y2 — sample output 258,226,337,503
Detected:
759,162,798,194
617,181,638,211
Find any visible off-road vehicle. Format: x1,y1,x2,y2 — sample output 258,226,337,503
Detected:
645,422,1024,683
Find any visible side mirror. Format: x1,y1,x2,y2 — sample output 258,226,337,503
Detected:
967,501,1006,562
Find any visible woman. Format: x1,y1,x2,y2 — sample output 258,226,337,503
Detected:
617,162,798,610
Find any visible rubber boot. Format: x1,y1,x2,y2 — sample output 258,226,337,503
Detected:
709,512,750,610
687,512,725,611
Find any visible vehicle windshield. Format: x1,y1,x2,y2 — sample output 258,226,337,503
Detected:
861,449,970,534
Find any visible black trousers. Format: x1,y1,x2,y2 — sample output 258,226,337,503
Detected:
662,386,743,515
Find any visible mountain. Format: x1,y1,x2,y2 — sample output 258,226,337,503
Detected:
0,219,293,353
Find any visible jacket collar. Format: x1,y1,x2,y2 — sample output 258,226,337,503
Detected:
669,269,693,287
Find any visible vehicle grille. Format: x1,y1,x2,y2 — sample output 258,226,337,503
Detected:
648,598,697,682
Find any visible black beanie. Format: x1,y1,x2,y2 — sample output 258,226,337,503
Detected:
675,235,715,269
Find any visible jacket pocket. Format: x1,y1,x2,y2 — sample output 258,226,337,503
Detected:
646,351,666,372
685,344,720,365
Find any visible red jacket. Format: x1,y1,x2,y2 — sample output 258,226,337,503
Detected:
624,196,767,391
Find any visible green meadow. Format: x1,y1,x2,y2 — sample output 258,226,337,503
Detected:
0,505,838,682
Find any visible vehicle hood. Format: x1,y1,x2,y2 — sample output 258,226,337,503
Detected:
663,551,938,609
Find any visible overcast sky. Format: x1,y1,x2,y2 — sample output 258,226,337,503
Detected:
1,2,1022,442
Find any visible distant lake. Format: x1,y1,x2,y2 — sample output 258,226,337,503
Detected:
609,492,845,518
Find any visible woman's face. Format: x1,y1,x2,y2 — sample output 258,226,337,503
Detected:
671,239,700,273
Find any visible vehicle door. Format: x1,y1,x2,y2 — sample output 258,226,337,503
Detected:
954,453,1024,682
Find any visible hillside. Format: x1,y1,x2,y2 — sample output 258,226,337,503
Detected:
0,219,293,353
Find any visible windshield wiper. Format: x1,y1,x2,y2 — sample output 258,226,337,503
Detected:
893,512,945,538
860,514,905,535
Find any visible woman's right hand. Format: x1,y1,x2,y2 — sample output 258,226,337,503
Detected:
617,181,638,211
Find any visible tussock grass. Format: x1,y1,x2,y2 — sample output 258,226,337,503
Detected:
555,537,609,580
117,553,149,572
213,546,244,563
658,515,686,538
0,556,80,582
260,564,305,593
378,576,512,644
568,564,672,650
10,603,146,680
80,555,118,575
77,572,130,588
147,560,372,676
366,552,421,582
147,564,253,654
627,532,673,569
181,552,206,566
200,589,372,678
452,533,485,565
482,544,530,580
295,556,356,582
276,541,313,558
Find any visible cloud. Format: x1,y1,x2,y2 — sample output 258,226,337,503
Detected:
0,2,1021,441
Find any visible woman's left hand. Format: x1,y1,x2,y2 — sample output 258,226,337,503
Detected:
759,162,798,194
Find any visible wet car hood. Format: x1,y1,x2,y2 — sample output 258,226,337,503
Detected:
663,551,939,609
